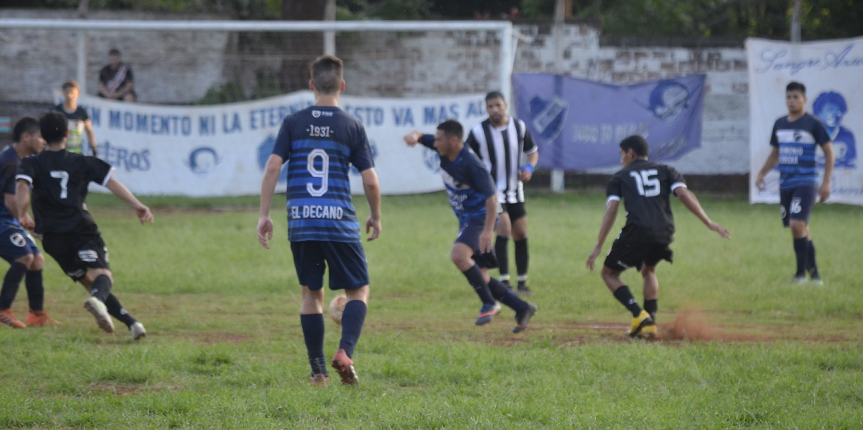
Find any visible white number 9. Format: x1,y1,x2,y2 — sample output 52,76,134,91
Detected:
306,149,329,197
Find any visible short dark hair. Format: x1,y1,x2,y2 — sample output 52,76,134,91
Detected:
13,117,40,143
309,55,344,95
485,91,505,102
62,79,79,91
620,135,649,157
40,111,68,144
786,81,806,95
437,119,464,140
109,48,121,56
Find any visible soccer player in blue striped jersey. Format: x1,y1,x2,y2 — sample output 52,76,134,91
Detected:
404,121,537,333
756,82,835,285
258,55,381,386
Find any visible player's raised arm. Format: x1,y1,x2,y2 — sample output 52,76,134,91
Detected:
674,187,731,238
104,176,153,225
257,154,283,249
586,199,620,271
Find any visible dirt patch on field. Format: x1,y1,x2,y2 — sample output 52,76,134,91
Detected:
89,383,146,396
656,310,770,342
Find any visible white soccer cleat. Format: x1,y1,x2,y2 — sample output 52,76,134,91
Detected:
84,297,114,334
130,322,146,341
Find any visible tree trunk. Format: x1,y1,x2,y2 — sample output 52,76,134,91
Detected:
279,0,328,92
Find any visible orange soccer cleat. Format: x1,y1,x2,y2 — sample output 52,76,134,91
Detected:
26,309,61,327
0,309,26,329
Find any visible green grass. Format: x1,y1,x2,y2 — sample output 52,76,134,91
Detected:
1,190,862,429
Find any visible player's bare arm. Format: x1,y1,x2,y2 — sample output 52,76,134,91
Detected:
257,154,283,249
586,199,619,271
14,179,34,230
479,194,497,253
755,146,780,190
519,151,539,182
85,120,98,156
104,177,154,225
360,168,382,241
819,142,835,202
674,187,731,239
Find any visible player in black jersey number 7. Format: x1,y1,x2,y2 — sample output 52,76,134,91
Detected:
16,112,153,340
586,135,730,338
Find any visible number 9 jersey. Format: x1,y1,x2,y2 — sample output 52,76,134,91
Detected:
606,159,686,243
16,151,114,236
272,105,374,243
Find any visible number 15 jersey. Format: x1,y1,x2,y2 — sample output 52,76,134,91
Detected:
17,150,114,235
272,105,374,243
606,159,686,243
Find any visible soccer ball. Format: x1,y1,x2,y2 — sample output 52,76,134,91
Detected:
328,294,347,324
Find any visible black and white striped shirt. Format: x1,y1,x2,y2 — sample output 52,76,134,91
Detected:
466,117,537,204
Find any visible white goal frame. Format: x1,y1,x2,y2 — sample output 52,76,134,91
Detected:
0,18,516,104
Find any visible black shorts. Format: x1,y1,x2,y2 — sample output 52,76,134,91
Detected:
42,232,110,281
498,201,527,222
455,219,498,269
603,239,673,272
290,241,369,291
780,185,818,227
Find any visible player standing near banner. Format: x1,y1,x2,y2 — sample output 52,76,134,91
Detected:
404,121,537,332
0,117,58,329
258,55,381,386
16,112,150,340
466,91,538,296
586,135,730,338
54,80,98,156
755,82,835,285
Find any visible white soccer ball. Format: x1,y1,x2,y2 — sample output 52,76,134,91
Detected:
328,294,347,324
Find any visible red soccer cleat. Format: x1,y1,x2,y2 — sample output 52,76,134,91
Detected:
331,349,359,386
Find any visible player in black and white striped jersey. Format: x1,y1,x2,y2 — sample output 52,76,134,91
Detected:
466,91,538,296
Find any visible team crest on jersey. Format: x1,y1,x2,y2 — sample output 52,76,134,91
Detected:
312,110,321,118
529,96,568,141
9,232,26,248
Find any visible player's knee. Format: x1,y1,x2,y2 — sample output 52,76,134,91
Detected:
789,220,808,237
641,265,656,277
30,254,44,271
82,268,112,287
345,285,369,304
15,254,34,268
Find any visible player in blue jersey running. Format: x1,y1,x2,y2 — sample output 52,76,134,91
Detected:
756,82,835,285
404,121,537,333
0,117,58,329
258,55,382,386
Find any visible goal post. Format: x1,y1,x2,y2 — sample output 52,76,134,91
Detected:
0,18,515,105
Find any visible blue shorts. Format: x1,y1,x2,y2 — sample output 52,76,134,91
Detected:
0,226,40,264
455,219,498,269
290,241,369,291
780,185,818,227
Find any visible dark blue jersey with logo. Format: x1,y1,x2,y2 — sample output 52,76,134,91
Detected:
272,105,374,243
419,134,496,227
0,145,23,231
769,113,831,190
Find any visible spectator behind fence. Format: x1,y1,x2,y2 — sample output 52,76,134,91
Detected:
98,49,137,102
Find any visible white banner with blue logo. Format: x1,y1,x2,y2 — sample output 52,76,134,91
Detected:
78,92,488,196
512,73,705,170
747,37,863,205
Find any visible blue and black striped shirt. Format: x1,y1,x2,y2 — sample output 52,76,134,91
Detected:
273,106,374,243
769,113,831,190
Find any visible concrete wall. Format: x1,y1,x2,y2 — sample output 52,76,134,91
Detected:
0,11,750,174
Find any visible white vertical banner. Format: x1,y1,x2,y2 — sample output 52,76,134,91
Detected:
78,92,488,196
747,37,863,206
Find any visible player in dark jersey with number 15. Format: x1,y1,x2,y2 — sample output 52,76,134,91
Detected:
586,135,730,338
16,112,153,340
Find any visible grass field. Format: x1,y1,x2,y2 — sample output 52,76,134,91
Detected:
1,190,862,429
